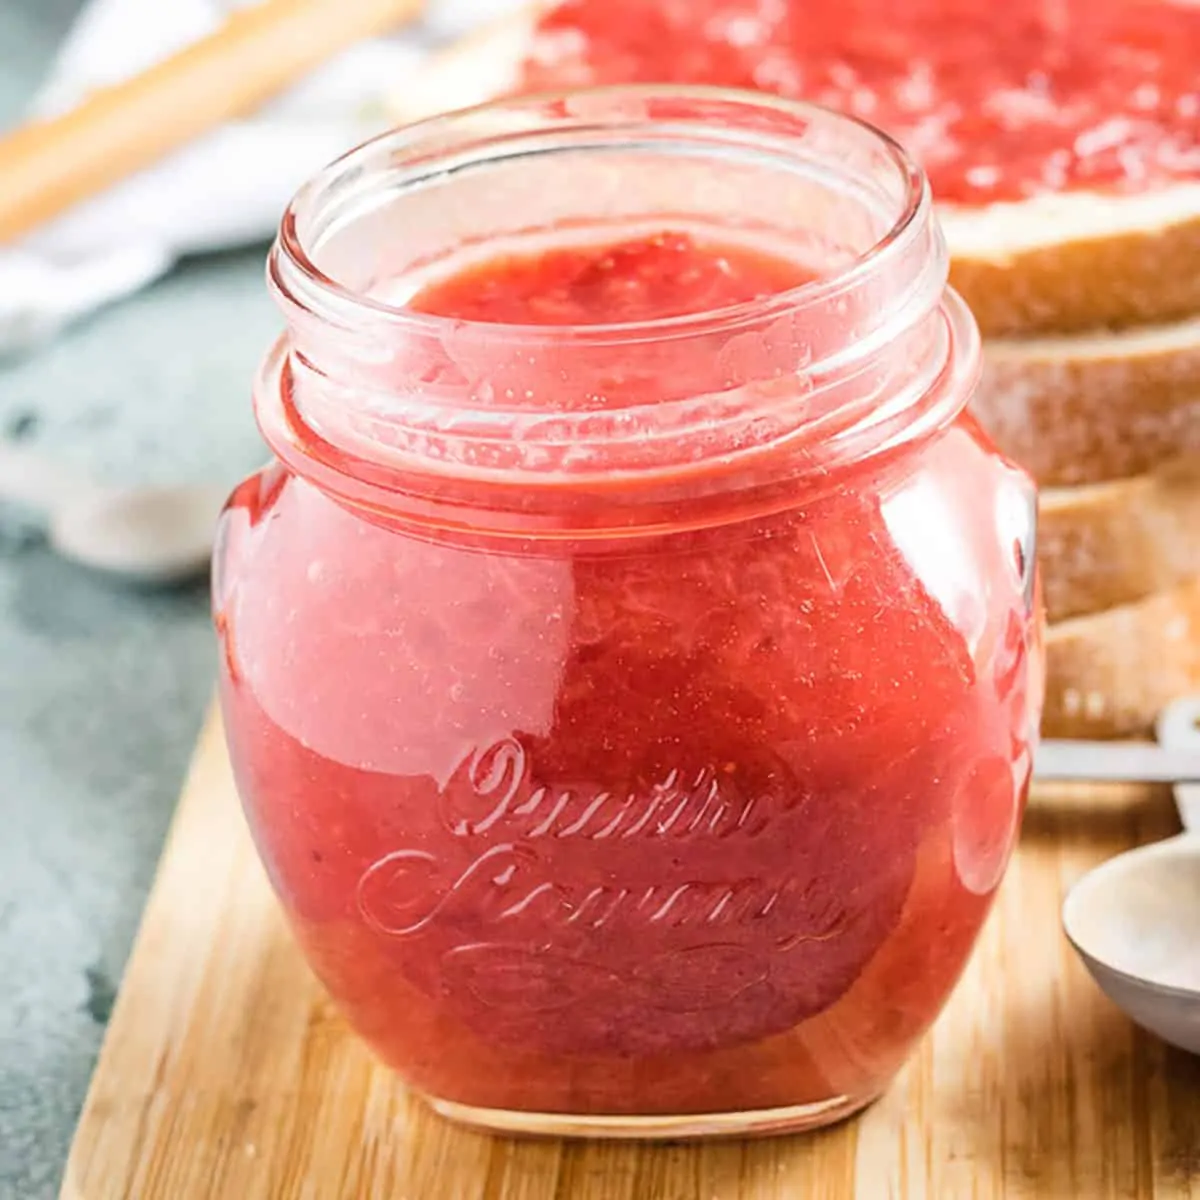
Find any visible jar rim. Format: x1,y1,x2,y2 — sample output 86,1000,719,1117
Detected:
259,82,973,524
271,83,930,345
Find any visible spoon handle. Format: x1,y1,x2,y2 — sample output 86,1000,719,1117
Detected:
0,0,424,245
1035,739,1200,785
1157,695,1200,833
1037,691,1200,832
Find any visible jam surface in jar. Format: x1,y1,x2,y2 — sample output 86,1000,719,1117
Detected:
522,0,1200,203
218,228,1040,1125
408,231,816,323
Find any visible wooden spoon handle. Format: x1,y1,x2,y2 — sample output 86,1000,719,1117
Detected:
0,0,424,246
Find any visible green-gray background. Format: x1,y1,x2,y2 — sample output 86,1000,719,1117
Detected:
1,5,273,1194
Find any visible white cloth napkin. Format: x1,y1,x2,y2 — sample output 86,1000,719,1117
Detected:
0,0,522,358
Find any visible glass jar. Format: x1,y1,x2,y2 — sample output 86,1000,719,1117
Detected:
214,86,1044,1139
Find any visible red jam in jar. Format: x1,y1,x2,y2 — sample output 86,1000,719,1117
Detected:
215,88,1044,1138
408,232,816,324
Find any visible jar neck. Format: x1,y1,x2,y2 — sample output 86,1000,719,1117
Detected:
255,86,980,536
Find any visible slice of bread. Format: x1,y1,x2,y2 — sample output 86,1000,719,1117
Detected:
941,192,1200,338
1039,456,1200,623
1044,576,1200,739
389,3,1200,339
974,315,1200,487
389,6,541,126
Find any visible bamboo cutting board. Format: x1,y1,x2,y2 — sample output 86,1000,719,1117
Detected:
61,711,1200,1200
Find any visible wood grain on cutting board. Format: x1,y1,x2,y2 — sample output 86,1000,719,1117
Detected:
61,711,1200,1200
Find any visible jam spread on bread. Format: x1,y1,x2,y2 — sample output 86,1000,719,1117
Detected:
523,0,1200,203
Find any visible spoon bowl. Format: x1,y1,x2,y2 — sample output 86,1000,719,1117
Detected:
0,441,229,585
50,482,229,586
1063,835,1200,1054
1061,694,1200,1056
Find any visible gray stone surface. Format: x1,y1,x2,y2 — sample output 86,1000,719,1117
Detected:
0,6,276,1195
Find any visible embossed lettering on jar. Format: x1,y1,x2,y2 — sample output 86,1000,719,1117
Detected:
213,86,1045,1139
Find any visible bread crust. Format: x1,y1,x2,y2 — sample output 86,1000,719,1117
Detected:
949,213,1200,338
1044,576,1200,739
1039,457,1200,623
974,317,1200,487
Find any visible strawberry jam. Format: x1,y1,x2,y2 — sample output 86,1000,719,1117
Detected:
409,232,815,324
215,91,1043,1137
523,0,1200,203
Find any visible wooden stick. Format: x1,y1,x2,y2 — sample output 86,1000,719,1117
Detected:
0,0,425,245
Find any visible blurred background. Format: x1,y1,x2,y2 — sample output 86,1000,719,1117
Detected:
0,5,270,1197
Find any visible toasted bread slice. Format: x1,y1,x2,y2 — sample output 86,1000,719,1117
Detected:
1040,457,1200,623
974,315,1200,487
1044,576,1200,739
389,4,1200,339
942,193,1200,338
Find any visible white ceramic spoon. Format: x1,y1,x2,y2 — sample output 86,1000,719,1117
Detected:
0,441,228,585
1062,694,1200,1055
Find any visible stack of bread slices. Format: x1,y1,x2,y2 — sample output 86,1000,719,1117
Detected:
951,201,1200,737
392,1,1200,739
